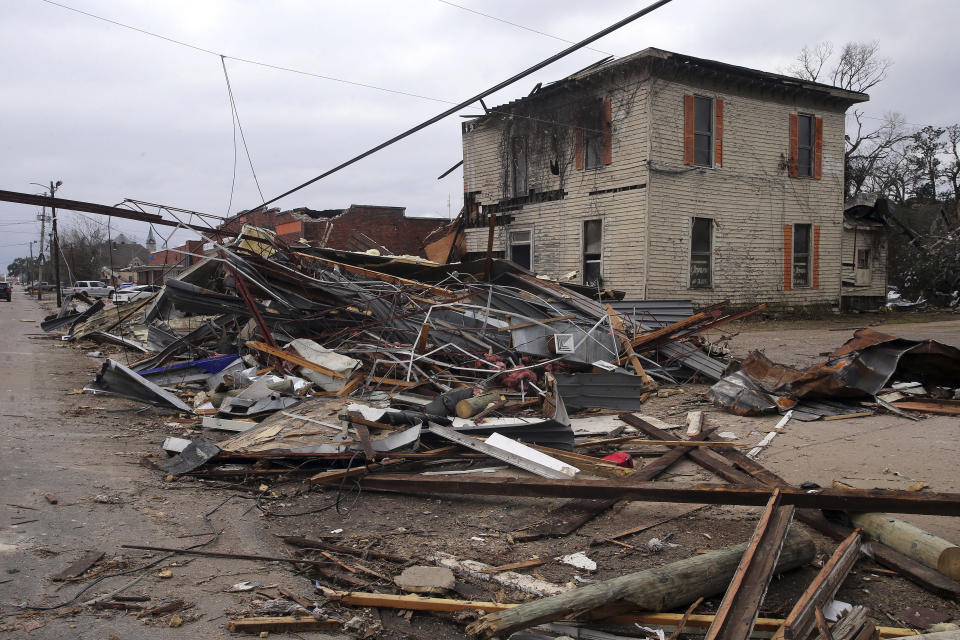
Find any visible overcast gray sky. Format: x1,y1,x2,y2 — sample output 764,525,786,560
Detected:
1,0,956,275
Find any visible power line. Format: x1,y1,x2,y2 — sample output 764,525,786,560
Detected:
37,0,454,104
221,56,264,203
437,0,617,57
245,0,675,211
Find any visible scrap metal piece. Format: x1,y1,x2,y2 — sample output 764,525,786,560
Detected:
160,438,220,475
138,354,241,386
706,370,779,416
427,424,572,479
41,298,104,333
553,372,657,411
84,358,193,412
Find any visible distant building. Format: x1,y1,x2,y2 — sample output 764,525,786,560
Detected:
841,197,890,311
145,227,156,253
221,205,449,257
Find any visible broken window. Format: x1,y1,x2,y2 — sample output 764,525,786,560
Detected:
857,248,870,270
793,223,811,287
694,96,713,167
582,220,602,287
509,229,532,270
583,101,604,170
690,217,713,289
511,136,527,196
797,114,814,177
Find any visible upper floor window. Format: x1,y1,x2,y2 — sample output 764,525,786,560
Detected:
684,94,723,167
789,113,822,179
574,99,612,170
797,115,814,177
511,136,527,196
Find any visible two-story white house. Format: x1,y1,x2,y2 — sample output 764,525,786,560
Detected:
461,48,868,308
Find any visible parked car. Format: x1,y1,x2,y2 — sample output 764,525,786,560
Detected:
62,281,115,298
0,281,10,302
111,284,161,305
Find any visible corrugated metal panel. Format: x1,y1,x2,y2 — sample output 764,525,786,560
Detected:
659,342,727,381
553,372,653,410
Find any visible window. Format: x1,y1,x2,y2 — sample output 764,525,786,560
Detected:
693,96,713,167
511,136,527,196
690,217,713,289
582,220,602,286
797,114,814,177
583,101,604,169
509,229,532,270
856,248,870,270
793,224,811,287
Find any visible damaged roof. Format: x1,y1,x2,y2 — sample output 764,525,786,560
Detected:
482,47,869,118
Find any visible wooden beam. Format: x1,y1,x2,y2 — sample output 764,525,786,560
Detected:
705,489,796,640
245,340,347,379
358,474,960,515
775,530,861,640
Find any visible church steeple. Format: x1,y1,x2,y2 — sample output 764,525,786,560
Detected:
145,227,156,253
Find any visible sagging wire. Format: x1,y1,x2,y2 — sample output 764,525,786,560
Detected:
220,55,264,203
2,494,251,613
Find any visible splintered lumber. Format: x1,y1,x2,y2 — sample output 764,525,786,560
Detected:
358,474,960,515
245,340,346,379
479,558,546,574
606,304,655,386
846,510,960,581
295,251,456,298
465,527,816,639
774,530,862,640
705,490,796,640
577,436,745,448
227,616,341,633
316,589,917,638
51,551,105,581
627,309,723,352
528,443,636,478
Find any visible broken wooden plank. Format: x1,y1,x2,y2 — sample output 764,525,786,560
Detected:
775,529,862,640
245,340,347,379
352,423,376,460
576,436,745,448
227,616,341,633
358,474,960,515
479,558,546,574
51,551,104,581
669,597,705,640
705,489,796,640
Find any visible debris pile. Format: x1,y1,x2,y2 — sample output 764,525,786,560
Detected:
35,226,960,638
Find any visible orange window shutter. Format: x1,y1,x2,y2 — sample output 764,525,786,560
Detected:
601,98,613,166
783,225,793,291
714,98,724,167
788,114,799,178
813,117,824,179
813,225,821,289
683,94,695,165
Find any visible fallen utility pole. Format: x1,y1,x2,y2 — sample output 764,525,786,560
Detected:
465,528,815,639
246,0,675,211
0,189,212,234
359,474,960,516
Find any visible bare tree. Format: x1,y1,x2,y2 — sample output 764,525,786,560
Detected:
945,124,960,203
787,40,903,199
59,217,108,282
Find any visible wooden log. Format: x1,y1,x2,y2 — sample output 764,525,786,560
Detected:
456,393,503,418
465,527,816,639
227,616,341,633
848,511,960,581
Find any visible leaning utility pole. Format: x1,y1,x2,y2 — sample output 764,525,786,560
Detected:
50,180,62,306
37,204,46,300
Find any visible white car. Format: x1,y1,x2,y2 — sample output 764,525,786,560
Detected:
63,280,115,298
111,284,161,304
